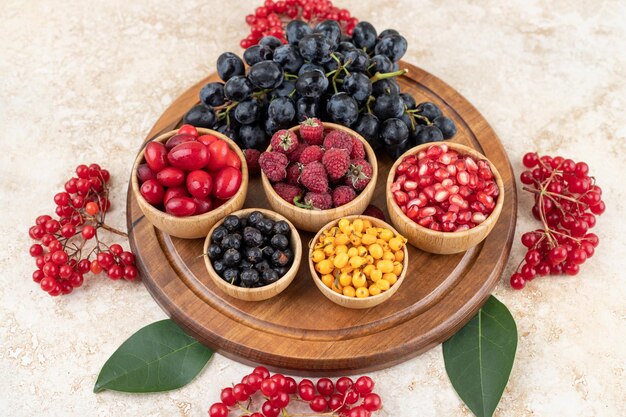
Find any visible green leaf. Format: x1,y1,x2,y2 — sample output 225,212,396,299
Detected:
443,296,517,417
94,319,213,393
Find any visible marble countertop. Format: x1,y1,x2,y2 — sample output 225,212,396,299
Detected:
1,0,625,415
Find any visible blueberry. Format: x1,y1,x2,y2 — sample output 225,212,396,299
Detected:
216,52,245,82
257,218,275,235
243,227,264,247
199,82,225,107
275,266,290,277
222,248,242,267
239,260,253,270
213,259,226,276
433,116,457,139
211,226,228,244
270,234,289,250
255,260,271,273
286,20,313,45
271,249,291,267
262,269,281,284
262,245,275,258
222,268,240,285
247,211,264,227
221,234,241,250
206,244,222,261
183,104,216,129
272,220,291,236
223,215,241,232
240,269,260,287
245,246,263,263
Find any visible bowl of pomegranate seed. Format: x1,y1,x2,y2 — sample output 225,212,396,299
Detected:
131,125,248,239
387,142,504,254
259,120,377,232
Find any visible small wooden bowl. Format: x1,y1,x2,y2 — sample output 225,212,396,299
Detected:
386,142,505,254
261,123,377,233
309,215,409,309
131,128,248,239
203,208,302,301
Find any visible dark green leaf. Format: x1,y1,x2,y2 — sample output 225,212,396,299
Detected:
94,319,213,393
443,296,517,417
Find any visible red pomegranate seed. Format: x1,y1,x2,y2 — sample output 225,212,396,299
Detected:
393,191,408,206
418,216,433,227
418,176,433,187
472,212,487,224
419,207,436,218
406,205,419,220
442,222,456,232
434,190,450,203
403,180,418,191
465,157,478,172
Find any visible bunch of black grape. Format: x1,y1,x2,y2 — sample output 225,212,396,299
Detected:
183,19,457,158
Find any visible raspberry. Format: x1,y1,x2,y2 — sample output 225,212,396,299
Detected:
296,192,332,210
259,151,289,182
323,130,354,154
350,137,366,160
300,161,328,193
299,117,324,145
270,130,299,154
244,149,261,174
332,186,356,207
286,163,302,185
288,143,307,162
322,148,350,181
363,204,386,221
298,146,325,165
273,182,303,204
345,159,372,191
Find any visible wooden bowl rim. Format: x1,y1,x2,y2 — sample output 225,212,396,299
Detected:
202,208,303,295
260,122,378,217
308,214,409,303
130,128,249,224
385,141,505,239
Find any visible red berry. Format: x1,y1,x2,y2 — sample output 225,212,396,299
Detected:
261,401,280,417
510,273,525,290
261,378,278,396
220,387,236,406
354,376,374,395
107,265,123,280
82,225,96,240
232,383,249,402
69,272,84,288
208,403,228,417
252,366,270,379
29,244,43,257
347,405,372,417
298,383,315,401
316,378,334,396
123,265,138,281
362,393,382,411
40,276,57,292
522,152,539,168
33,270,44,283
336,376,353,394
309,395,328,412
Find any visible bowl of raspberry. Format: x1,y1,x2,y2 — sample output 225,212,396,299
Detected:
131,125,248,239
259,119,378,233
387,142,504,254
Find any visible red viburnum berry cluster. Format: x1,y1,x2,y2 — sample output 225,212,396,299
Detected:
510,153,604,289
28,164,137,296
242,0,358,48
209,366,382,417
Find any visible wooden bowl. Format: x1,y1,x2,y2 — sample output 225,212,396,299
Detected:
309,215,409,309
261,122,377,232
203,208,302,301
131,128,248,239
386,142,505,254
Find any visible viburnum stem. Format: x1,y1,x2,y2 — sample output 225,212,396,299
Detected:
369,68,408,83
99,223,128,238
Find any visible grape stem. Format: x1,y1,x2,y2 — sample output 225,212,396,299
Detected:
369,68,408,83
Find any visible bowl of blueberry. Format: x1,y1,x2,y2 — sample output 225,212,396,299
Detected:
203,209,302,301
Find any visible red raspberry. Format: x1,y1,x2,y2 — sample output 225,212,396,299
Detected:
288,143,307,162
300,161,328,193
299,145,325,164
286,163,302,185
296,192,332,210
270,129,299,154
350,137,366,159
323,130,354,154
259,151,289,182
345,159,372,191
273,182,303,204
362,204,386,221
332,186,356,207
322,148,350,181
243,149,261,174
299,117,324,145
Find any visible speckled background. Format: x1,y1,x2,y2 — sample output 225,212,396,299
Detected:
1,0,625,416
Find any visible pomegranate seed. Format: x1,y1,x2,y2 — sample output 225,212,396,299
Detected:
472,212,487,224
418,216,433,227
393,191,408,206
465,157,478,172
403,180,418,191
406,205,419,220
434,190,450,203
419,207,436,218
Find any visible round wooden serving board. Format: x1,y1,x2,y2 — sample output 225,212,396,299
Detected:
126,61,517,375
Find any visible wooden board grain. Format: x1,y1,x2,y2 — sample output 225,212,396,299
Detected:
126,61,517,375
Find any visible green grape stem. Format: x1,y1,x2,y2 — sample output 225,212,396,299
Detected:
370,68,408,83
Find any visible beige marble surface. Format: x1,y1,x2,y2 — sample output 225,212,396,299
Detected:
1,0,625,415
